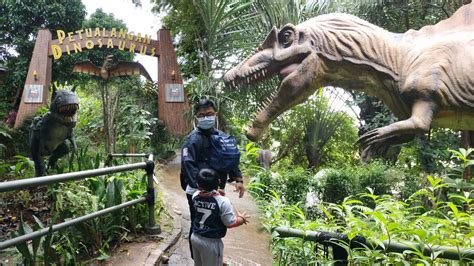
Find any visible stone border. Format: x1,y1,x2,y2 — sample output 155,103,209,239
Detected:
144,214,181,265
144,165,183,265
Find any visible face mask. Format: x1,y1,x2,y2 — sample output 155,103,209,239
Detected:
197,116,215,130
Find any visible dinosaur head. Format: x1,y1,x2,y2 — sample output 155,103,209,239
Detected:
224,24,318,141
50,90,79,127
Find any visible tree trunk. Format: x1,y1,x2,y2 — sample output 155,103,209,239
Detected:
305,146,322,169
304,124,323,169
129,143,137,154
110,86,121,153
100,82,121,155
461,130,473,181
100,82,111,155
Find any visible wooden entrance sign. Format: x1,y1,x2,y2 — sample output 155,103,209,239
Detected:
14,28,190,135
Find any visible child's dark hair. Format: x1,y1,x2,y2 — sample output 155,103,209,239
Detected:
194,99,216,113
197,168,219,192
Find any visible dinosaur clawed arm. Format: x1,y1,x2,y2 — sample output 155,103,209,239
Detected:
357,118,425,148
68,130,77,152
359,134,416,161
357,100,436,158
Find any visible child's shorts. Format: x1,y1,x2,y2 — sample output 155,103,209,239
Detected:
190,233,224,266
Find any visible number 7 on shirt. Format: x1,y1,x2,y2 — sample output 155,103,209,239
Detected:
196,207,212,228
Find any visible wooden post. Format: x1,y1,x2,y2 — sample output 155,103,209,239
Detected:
14,29,52,128
157,29,190,135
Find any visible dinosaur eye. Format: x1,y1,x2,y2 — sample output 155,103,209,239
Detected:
281,31,293,47
279,27,295,48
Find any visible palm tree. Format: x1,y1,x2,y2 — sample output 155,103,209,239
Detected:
303,88,357,168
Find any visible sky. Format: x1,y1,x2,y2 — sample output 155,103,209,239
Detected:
82,0,163,81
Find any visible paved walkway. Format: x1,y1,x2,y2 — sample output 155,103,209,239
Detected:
156,153,273,266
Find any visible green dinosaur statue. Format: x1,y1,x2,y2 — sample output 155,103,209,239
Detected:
224,3,474,158
30,89,79,176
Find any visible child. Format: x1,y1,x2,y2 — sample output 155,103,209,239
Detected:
191,168,249,266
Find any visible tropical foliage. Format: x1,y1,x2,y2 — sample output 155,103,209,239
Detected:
245,149,474,265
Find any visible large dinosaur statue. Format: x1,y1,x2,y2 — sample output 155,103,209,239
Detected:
30,89,79,177
224,3,474,157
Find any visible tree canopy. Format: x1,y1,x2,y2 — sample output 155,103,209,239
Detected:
0,0,86,117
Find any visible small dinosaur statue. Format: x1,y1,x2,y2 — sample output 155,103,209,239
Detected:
257,149,273,169
30,89,79,176
224,3,474,158
72,55,153,81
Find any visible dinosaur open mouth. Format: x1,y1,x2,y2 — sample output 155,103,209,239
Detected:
225,52,309,90
279,63,299,77
58,104,79,121
278,53,308,78
225,63,277,89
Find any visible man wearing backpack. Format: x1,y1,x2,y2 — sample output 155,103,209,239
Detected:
180,99,245,258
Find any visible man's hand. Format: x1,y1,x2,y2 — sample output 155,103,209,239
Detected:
234,181,245,198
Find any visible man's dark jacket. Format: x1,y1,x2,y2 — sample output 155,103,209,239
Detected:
180,128,242,191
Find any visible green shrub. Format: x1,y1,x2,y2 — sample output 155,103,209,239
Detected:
249,165,314,206
0,122,13,158
116,104,157,153
315,161,403,204
149,119,181,160
0,119,30,158
358,161,399,195
317,168,357,203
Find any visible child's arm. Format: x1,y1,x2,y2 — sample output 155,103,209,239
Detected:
220,198,250,228
228,210,250,228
